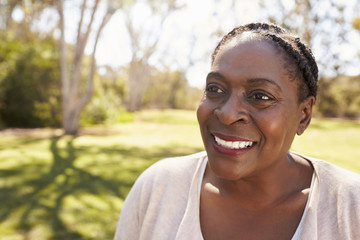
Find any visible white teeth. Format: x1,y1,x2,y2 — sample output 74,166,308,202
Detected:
225,141,233,148
232,142,240,149
214,136,254,149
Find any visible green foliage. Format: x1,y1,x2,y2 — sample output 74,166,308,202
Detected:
81,95,134,126
0,33,61,128
142,69,203,110
316,76,360,118
82,98,109,125
116,110,135,123
353,18,360,31
81,71,132,125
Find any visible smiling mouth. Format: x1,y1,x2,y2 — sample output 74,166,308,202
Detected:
214,135,255,149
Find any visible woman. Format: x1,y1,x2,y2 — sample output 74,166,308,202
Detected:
114,23,360,240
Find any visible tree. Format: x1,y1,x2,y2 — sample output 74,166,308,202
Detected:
124,0,182,112
57,0,116,135
0,0,19,30
210,0,358,78
353,17,360,59
0,0,57,39
257,0,359,77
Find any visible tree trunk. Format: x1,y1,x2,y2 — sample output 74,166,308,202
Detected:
57,0,115,135
63,103,82,135
126,60,150,112
124,0,180,111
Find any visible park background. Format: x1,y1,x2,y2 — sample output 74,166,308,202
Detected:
0,0,360,239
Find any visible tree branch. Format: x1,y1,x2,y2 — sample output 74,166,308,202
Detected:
57,0,69,100
78,0,100,59
76,0,87,47
79,8,115,110
71,0,100,95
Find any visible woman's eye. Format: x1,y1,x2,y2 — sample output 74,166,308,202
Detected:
250,92,274,101
206,84,225,94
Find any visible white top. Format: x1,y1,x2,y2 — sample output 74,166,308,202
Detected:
114,152,360,240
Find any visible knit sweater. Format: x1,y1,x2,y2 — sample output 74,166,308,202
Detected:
114,151,360,240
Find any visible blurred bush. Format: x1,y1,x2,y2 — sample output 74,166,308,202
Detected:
81,72,134,125
0,33,61,128
316,75,360,119
142,70,203,110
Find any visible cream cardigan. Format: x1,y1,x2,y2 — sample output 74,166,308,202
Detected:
114,152,360,240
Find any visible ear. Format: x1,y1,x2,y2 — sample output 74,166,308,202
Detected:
297,96,315,136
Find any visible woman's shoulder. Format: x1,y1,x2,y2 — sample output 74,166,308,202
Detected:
115,152,207,239
312,158,360,184
293,154,360,239
297,153,360,189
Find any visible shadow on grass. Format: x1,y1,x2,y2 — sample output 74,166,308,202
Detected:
0,136,202,239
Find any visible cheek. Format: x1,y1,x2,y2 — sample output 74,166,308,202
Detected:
255,107,299,140
196,97,213,125
256,113,283,138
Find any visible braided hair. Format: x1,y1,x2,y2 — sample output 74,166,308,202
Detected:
211,23,319,102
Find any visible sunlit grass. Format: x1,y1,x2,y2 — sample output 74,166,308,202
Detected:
292,118,360,172
0,110,359,239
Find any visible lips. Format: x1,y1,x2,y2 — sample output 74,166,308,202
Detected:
211,133,256,156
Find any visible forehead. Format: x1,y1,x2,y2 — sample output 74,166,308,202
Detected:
212,39,287,79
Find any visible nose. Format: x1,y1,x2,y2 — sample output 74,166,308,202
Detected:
214,94,250,125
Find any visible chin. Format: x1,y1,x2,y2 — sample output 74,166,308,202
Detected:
206,154,255,181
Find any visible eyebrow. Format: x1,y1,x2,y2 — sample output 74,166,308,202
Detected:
206,72,225,81
206,71,281,91
206,72,281,90
247,78,282,91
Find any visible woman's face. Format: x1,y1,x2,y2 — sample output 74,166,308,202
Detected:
197,38,311,180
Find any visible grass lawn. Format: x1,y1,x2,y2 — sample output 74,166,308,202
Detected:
0,109,359,239
292,118,360,172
